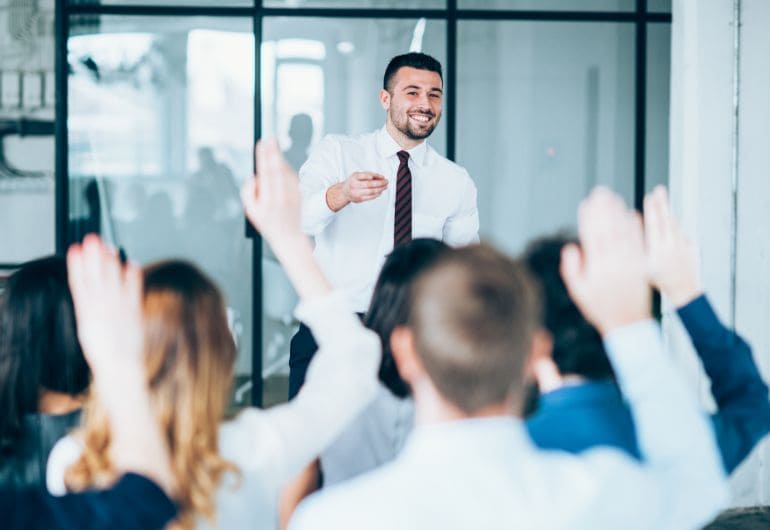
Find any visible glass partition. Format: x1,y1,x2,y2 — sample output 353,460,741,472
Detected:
260,15,447,405
67,15,256,406
457,20,635,254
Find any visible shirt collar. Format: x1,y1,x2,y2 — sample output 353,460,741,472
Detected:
376,125,429,167
402,416,533,462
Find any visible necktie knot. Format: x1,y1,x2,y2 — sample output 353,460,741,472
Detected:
397,150,409,163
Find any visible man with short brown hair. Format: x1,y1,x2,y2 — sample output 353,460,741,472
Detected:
290,188,727,530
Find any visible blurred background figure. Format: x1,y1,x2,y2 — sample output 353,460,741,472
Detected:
283,114,314,172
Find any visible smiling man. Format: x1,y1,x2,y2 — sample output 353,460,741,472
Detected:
288,52,479,397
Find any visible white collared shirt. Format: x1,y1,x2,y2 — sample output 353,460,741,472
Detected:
290,321,728,530
47,292,381,530
299,127,480,311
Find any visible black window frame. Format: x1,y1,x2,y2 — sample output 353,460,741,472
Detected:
55,0,671,406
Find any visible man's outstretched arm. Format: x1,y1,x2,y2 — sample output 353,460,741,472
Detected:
644,185,770,473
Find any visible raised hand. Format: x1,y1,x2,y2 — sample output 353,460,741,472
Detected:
67,235,175,494
242,140,331,300
241,140,303,245
66,234,144,378
560,187,651,335
644,185,702,307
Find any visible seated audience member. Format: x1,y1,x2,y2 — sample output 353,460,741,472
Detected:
0,256,89,488
524,186,770,472
2,236,177,530
321,238,447,486
280,239,448,526
48,141,381,530
289,188,727,530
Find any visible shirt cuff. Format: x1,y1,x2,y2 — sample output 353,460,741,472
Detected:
602,319,664,386
677,295,722,338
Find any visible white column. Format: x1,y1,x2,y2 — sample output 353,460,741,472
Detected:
669,0,770,507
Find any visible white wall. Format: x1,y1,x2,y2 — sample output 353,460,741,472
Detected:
669,0,770,507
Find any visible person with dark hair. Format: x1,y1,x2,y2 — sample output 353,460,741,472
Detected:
523,186,770,473
322,238,449,484
290,188,726,530
0,235,177,530
279,239,448,529
0,256,90,488
290,51,479,397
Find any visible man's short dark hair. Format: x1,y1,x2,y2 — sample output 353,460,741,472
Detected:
523,234,616,381
408,244,542,414
383,52,443,93
365,238,449,399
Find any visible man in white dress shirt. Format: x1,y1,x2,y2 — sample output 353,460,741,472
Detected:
289,52,479,397
289,188,727,530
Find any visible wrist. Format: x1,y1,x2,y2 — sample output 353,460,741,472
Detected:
667,287,703,309
326,182,350,212
595,310,652,336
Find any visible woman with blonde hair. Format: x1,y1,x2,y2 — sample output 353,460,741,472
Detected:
47,141,381,530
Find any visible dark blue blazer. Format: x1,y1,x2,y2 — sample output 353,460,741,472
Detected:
527,295,770,474
1,473,176,530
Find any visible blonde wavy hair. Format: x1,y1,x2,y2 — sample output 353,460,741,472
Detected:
65,260,238,530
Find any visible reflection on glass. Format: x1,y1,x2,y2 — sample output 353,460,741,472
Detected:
647,0,672,13
67,16,255,407
457,0,632,11
265,0,445,8
646,23,671,192
260,16,447,405
93,0,252,5
457,21,635,255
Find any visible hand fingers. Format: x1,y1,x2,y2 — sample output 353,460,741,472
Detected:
240,176,260,224
643,191,663,252
354,172,387,181
578,187,625,258
560,243,585,303
66,243,86,315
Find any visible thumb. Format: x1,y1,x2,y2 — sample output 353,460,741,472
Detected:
560,243,585,304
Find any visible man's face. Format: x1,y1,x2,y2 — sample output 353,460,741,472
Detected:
382,67,443,141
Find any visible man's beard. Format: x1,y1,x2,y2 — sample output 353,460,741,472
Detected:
391,109,440,140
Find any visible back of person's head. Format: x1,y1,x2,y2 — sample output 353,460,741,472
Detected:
522,235,615,381
66,260,237,530
365,238,449,399
0,256,88,452
407,244,541,414
383,52,443,93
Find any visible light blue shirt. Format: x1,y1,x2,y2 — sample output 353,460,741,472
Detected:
290,320,728,530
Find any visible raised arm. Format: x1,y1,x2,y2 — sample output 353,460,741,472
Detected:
2,474,176,530
561,187,727,530
240,141,380,481
66,235,175,497
644,185,770,472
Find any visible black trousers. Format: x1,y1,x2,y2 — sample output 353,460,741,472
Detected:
288,313,366,399
288,323,318,399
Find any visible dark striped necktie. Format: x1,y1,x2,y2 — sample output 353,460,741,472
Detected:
394,150,412,247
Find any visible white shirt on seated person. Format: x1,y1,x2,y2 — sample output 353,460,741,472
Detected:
289,321,728,530
47,291,380,530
